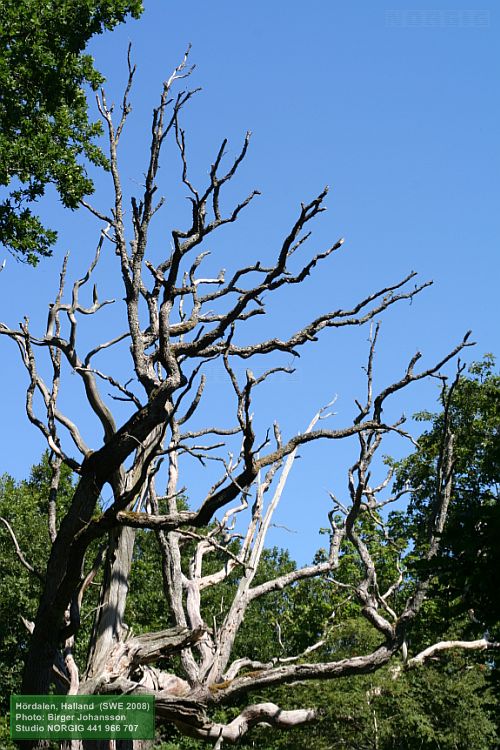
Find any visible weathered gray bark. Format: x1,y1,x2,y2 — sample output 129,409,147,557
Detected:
86,526,136,679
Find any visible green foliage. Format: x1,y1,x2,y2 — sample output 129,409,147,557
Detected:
125,529,171,634
232,547,305,660
394,357,500,640
0,714,17,749
155,662,498,750
1,430,499,749
0,455,74,711
371,658,498,750
0,0,143,262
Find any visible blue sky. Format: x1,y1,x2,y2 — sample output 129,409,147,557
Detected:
0,1,498,563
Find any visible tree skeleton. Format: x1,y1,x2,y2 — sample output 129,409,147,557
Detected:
1,47,497,748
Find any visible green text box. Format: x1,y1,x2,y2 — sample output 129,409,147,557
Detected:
10,695,155,739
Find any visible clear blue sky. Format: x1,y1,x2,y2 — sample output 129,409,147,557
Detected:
1,1,498,563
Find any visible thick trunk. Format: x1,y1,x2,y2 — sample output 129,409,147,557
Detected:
22,390,176,697
22,475,104,695
86,526,136,679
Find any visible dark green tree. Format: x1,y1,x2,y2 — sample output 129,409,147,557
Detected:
0,456,76,708
0,0,143,263
394,357,500,640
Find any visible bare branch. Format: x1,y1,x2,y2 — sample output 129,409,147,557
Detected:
407,639,500,668
0,48,483,746
0,517,45,582
182,702,317,744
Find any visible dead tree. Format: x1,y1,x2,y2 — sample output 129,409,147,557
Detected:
1,49,498,748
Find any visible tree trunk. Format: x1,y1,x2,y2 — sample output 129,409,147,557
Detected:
86,526,136,679
22,475,104,696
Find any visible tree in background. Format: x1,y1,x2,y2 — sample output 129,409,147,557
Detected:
0,0,143,263
0,49,498,748
2,458,497,750
393,357,500,641
388,357,500,748
0,457,77,749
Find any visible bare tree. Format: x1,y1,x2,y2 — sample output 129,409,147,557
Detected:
1,50,498,748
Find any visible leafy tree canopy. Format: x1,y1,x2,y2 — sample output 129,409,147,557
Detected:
393,356,500,640
0,0,143,263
